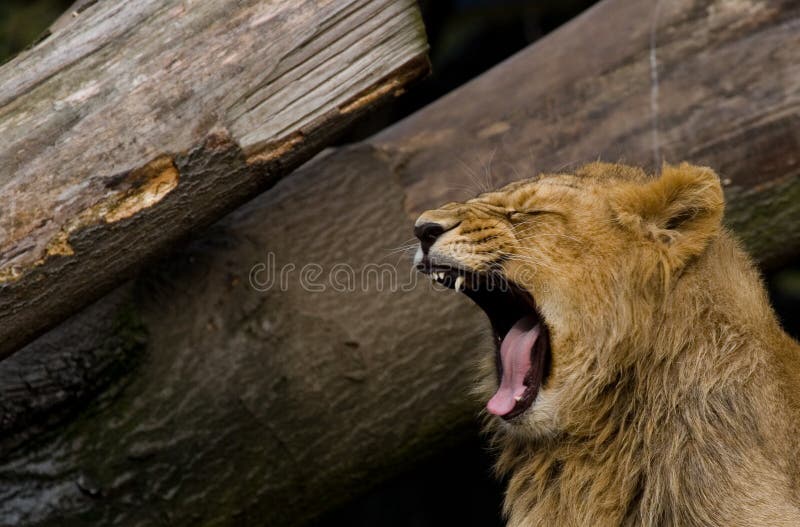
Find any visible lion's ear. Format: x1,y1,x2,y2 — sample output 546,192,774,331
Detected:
613,163,724,262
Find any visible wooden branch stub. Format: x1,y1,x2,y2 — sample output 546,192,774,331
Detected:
0,0,429,358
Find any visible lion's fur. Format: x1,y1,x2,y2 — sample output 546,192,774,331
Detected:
418,163,800,526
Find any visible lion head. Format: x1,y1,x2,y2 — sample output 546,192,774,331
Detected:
414,162,724,438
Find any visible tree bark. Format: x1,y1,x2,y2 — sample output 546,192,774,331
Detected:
2,0,799,526
0,0,430,359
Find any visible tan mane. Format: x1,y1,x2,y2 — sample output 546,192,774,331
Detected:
493,233,800,526
416,163,800,526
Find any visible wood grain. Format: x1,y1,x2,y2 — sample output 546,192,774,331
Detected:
0,0,429,358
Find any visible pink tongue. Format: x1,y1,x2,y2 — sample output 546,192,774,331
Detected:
487,316,541,416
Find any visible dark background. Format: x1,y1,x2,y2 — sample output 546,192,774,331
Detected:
2,1,798,526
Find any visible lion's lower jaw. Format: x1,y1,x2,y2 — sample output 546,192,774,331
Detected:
500,387,562,441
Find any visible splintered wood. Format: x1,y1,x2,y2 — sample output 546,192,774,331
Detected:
0,0,429,358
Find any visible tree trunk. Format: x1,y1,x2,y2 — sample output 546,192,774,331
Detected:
0,0,430,359
2,0,799,526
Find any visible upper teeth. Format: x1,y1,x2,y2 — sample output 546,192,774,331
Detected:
428,270,467,291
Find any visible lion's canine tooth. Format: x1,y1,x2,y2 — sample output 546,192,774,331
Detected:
455,275,465,291
437,272,445,280
514,395,523,402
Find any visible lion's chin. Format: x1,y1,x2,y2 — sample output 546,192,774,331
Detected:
417,264,551,421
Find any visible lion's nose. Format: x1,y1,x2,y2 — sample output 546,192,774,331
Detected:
414,211,461,253
414,222,445,246
414,219,459,253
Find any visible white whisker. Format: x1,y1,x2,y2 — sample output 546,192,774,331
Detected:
457,158,489,194
482,147,497,192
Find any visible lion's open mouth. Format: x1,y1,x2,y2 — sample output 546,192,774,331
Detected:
418,264,551,421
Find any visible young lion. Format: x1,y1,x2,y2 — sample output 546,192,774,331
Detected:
413,163,800,526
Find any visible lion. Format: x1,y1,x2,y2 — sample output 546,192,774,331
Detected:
413,162,800,526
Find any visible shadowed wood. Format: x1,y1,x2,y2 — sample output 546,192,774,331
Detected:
1,0,799,526
0,0,429,359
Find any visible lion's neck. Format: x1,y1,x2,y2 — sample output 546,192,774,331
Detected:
497,235,799,526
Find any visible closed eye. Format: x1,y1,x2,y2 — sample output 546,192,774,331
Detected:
508,210,552,220
507,210,569,229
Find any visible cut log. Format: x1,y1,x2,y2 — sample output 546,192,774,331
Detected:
2,0,799,526
0,0,430,359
